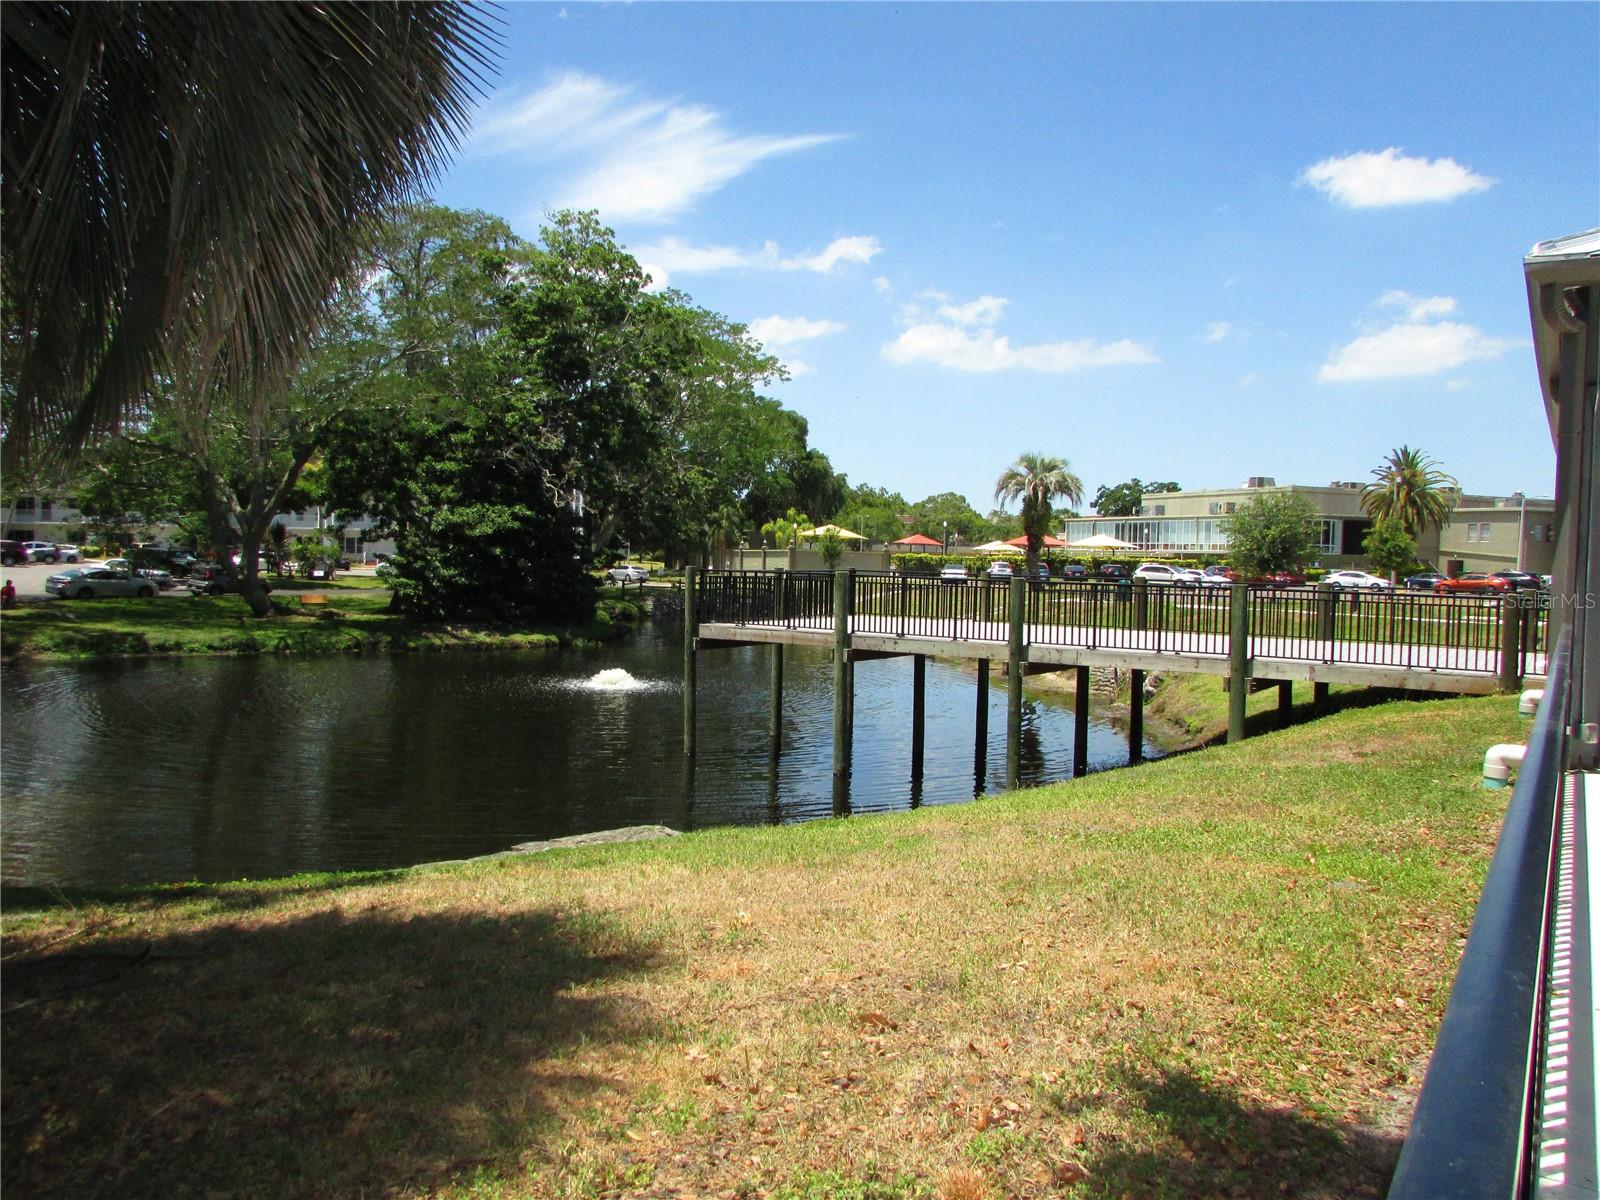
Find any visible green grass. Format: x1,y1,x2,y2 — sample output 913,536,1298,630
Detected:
2,691,1523,1198
0,589,647,659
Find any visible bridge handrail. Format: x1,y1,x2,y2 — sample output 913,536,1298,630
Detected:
1386,628,1571,1199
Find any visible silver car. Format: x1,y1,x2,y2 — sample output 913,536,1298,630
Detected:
46,566,158,599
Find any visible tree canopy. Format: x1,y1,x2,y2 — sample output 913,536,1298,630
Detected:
2,2,495,467
1221,491,1320,576
1360,446,1458,537
1092,478,1180,516
994,453,1083,574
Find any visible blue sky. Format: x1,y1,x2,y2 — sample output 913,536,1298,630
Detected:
432,2,1599,515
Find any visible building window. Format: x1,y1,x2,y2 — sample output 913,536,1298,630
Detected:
1150,504,1165,516
15,496,35,514
1224,502,1236,514
1532,524,1545,542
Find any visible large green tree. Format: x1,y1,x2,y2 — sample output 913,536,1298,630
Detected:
1362,517,1420,582
994,453,1084,576
1092,478,1180,516
2,3,494,467
907,492,987,545
1360,446,1458,537
831,484,908,544
1222,491,1320,577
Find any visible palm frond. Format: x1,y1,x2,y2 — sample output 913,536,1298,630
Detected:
2,1,500,469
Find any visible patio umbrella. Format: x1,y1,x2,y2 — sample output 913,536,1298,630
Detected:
889,533,942,548
1068,533,1135,550
801,524,867,540
972,540,1023,553
1006,534,1067,548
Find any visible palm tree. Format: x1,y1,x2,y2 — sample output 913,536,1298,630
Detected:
993,453,1083,578
2,3,496,468
1361,446,1459,537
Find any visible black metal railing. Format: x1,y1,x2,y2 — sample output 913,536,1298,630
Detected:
1386,631,1570,1198
694,572,1551,679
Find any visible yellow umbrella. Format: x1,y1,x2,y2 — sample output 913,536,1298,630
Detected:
801,524,867,541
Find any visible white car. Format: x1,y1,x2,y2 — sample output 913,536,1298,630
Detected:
1132,563,1197,585
21,541,62,563
1325,569,1392,591
986,560,1014,579
940,564,969,583
105,558,176,589
607,564,648,584
46,566,158,599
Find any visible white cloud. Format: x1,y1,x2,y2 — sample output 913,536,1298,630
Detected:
1204,321,1232,343
936,295,1008,327
635,234,881,287
782,359,814,378
1239,372,1259,388
1377,290,1458,322
748,315,846,347
471,71,840,223
872,275,893,296
1318,322,1519,382
883,324,1157,373
1298,148,1495,208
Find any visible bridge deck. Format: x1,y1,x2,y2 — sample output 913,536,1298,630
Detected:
699,616,1548,695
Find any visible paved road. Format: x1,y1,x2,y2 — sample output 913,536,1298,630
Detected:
0,561,383,600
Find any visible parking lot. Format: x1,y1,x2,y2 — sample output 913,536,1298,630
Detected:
1,560,381,600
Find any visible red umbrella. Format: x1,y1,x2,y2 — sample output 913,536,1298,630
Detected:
890,533,943,547
1005,534,1066,548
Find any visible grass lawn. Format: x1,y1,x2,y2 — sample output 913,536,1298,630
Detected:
1,691,1520,1199
0,589,646,658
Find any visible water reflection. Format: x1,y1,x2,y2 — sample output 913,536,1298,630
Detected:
2,624,1163,887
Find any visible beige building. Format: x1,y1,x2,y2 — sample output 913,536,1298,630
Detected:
1062,477,1553,575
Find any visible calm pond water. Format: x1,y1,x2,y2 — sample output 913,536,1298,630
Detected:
1,623,1163,888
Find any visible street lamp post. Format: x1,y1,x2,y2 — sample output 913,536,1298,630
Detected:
942,520,949,556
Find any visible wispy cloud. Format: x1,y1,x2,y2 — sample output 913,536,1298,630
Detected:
882,293,1155,373
1298,148,1495,208
1203,321,1232,343
1318,292,1517,382
471,71,841,223
635,235,880,288
1377,290,1458,322
748,315,846,347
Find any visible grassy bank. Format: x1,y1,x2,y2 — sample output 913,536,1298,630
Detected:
2,692,1519,1199
0,587,648,659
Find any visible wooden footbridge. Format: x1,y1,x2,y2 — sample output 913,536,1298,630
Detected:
680,568,1549,792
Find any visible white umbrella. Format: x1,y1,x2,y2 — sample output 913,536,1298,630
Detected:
1068,533,1135,550
972,540,1023,553
801,524,867,541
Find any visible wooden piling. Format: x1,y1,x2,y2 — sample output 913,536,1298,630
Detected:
1073,665,1090,777
1128,668,1145,764
1498,596,1524,693
1006,577,1025,789
911,653,927,784
975,658,990,787
832,569,852,785
1314,681,1330,713
769,570,785,749
1277,679,1294,729
683,566,698,756
1228,584,1249,743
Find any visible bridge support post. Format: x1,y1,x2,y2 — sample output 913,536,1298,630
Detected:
1277,680,1294,729
683,566,698,757
1228,584,1250,743
911,654,927,784
1498,596,1524,693
1074,666,1091,777
975,658,990,786
833,569,852,786
1314,681,1330,712
769,571,785,751
1128,668,1145,764
1006,577,1025,790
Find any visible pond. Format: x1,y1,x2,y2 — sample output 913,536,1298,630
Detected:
1,623,1165,888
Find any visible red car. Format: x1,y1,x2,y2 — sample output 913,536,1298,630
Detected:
1259,570,1308,587
1434,573,1511,594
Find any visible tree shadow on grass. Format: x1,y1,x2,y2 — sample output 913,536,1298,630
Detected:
3,872,413,918
1072,1061,1404,1199
3,903,668,1199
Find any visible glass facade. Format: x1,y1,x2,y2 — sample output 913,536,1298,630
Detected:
1063,516,1341,555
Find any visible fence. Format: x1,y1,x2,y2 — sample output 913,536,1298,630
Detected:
694,570,1550,677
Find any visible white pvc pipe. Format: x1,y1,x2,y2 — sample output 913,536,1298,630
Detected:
1519,688,1545,718
1483,743,1527,789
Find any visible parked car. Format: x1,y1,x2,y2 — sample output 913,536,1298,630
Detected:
184,564,272,596
1325,570,1393,591
1258,570,1309,588
986,560,1014,579
1490,570,1545,591
129,547,197,577
940,564,969,583
1435,573,1511,594
1200,565,1237,586
21,540,62,563
1405,571,1445,591
105,558,176,589
1098,563,1130,581
45,566,157,599
1132,563,1194,585
51,544,82,563
607,564,648,584
1058,563,1088,580
0,540,25,566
